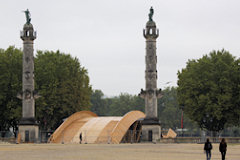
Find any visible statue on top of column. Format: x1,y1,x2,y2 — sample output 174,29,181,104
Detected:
23,9,31,24
148,7,154,21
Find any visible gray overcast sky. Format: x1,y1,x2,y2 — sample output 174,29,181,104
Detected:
1,0,240,96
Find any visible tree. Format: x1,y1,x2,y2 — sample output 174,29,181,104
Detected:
177,49,240,132
106,93,144,116
0,47,22,132
90,91,144,116
90,90,106,116
90,88,198,133
0,47,92,131
158,87,197,132
35,50,92,130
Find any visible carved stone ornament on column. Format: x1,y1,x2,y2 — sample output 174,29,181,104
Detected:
148,44,153,49
147,89,154,97
148,55,153,61
25,71,30,80
25,46,31,53
25,57,30,63
147,72,154,80
24,89,32,100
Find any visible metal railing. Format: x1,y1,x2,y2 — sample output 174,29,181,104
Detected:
1,130,240,144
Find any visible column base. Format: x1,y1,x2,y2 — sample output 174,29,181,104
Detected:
141,118,161,142
18,118,39,143
19,117,38,125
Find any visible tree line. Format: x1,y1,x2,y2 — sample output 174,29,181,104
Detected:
90,88,197,132
0,46,240,136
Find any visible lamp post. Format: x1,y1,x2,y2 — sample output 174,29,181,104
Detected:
238,62,240,128
180,105,184,137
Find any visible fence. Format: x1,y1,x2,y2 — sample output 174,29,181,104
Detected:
160,137,240,143
0,131,53,144
1,130,240,144
0,131,16,143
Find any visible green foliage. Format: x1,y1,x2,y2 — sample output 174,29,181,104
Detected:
90,91,144,116
90,88,197,132
0,46,22,131
105,93,144,116
158,87,197,130
177,49,240,132
0,47,92,131
35,50,92,130
158,87,180,128
90,90,106,116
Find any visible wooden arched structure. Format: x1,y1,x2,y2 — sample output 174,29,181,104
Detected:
49,111,97,143
49,110,145,144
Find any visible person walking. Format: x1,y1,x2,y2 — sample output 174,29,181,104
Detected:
204,138,212,160
79,133,82,144
219,138,227,160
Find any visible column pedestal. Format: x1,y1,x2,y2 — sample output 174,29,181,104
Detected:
141,118,161,142
18,118,39,143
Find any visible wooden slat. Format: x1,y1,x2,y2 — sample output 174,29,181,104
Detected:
136,124,142,142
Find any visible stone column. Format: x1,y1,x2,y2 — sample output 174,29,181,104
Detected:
18,22,39,143
139,8,162,142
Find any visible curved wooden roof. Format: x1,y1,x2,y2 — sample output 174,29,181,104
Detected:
49,110,145,144
111,110,146,144
49,111,97,143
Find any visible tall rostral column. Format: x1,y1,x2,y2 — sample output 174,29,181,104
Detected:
139,7,162,142
18,9,39,143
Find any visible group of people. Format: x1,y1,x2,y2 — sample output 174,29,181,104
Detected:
204,138,227,160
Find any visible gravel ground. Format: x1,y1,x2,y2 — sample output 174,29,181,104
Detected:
0,143,240,160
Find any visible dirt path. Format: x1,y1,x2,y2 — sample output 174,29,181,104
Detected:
0,143,239,160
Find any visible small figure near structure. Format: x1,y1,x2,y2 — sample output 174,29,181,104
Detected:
79,132,82,144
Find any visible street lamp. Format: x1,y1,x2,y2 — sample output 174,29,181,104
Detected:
180,105,184,137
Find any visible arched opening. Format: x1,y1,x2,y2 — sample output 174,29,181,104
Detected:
121,120,142,143
26,31,29,37
149,29,152,34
